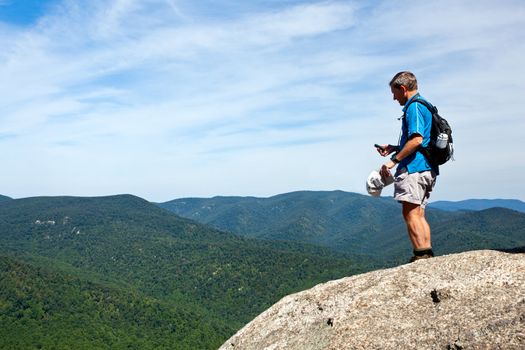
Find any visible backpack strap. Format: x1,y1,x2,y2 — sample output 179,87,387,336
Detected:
403,97,439,169
404,98,436,114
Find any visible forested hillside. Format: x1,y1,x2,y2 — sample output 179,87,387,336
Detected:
0,195,366,349
159,191,407,254
0,255,228,350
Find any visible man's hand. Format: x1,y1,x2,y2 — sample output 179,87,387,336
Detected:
380,160,396,178
376,144,395,157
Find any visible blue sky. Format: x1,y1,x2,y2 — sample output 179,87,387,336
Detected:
1,0,524,202
0,0,57,25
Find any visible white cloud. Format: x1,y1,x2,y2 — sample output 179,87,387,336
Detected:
0,0,524,201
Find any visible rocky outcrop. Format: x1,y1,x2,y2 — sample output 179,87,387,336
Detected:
220,250,524,350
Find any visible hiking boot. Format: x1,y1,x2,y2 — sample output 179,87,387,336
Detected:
409,254,433,263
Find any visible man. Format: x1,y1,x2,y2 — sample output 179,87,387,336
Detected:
377,71,437,262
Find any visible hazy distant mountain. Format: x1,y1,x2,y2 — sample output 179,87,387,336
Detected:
0,194,12,203
439,207,525,248
429,199,525,213
381,207,525,260
0,194,365,349
159,191,525,262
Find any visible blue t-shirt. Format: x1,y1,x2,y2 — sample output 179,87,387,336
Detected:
397,93,434,175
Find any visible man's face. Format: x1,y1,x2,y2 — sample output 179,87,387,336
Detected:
391,85,407,106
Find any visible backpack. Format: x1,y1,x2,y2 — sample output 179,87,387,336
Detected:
404,98,454,167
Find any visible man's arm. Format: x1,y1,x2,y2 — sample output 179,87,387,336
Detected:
379,135,422,177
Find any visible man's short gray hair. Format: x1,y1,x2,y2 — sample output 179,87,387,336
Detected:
390,71,418,90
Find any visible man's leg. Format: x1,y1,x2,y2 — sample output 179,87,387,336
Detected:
394,170,436,260
402,201,431,250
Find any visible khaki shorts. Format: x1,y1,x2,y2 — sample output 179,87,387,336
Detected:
394,168,437,209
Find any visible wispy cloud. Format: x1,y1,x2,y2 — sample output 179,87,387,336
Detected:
0,0,524,201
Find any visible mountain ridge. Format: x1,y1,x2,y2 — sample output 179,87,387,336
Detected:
159,191,405,254
158,191,525,261
0,194,12,203
429,198,525,213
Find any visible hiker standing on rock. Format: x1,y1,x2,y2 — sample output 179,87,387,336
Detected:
377,71,438,262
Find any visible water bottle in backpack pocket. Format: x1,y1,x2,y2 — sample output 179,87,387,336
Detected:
436,133,448,149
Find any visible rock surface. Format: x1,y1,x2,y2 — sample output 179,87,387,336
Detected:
219,250,525,350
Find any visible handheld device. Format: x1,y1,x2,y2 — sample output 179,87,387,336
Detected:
374,144,385,152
